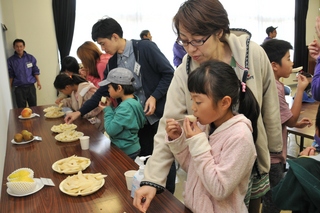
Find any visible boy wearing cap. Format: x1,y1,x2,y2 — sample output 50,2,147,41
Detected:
261,39,312,212
263,26,278,43
65,17,175,194
99,67,146,160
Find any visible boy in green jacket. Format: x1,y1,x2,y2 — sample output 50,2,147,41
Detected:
99,67,145,160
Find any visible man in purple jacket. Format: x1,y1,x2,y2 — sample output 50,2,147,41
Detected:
7,39,42,108
173,41,187,67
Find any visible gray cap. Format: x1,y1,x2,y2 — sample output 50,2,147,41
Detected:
98,67,133,86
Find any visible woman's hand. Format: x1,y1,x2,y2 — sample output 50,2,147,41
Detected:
133,185,157,213
166,118,182,140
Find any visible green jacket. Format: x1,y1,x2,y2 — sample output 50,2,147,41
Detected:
103,95,145,155
272,157,320,212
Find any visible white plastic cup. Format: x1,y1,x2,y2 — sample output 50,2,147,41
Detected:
124,170,137,190
79,136,90,150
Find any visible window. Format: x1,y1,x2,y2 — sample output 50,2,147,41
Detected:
70,0,294,66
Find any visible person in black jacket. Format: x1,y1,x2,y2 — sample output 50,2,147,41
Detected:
64,17,176,193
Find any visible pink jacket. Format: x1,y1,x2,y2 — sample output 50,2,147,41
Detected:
86,54,111,87
165,114,256,213
61,82,102,119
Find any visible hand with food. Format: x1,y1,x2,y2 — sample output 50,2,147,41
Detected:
98,96,111,109
166,118,182,141
183,116,202,139
64,111,81,124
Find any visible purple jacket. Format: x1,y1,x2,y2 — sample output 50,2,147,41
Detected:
173,42,187,67
7,51,40,87
311,57,320,101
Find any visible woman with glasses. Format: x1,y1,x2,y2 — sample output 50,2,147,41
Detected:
133,0,282,212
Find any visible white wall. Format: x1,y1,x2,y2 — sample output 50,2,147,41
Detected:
0,0,59,196
0,1,12,198
306,0,320,45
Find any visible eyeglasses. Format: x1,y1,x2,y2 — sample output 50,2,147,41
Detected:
176,35,211,47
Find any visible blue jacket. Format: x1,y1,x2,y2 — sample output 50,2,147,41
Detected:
80,39,174,118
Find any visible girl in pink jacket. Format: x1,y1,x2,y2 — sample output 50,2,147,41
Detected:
165,60,259,212
53,73,102,119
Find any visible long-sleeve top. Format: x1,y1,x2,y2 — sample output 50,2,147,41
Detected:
7,51,40,87
143,29,282,189
61,82,101,119
165,114,256,213
79,39,174,119
104,95,145,155
311,56,320,101
173,42,187,67
86,54,111,88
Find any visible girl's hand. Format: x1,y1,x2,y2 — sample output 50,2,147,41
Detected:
183,117,202,138
296,117,312,128
55,98,63,105
79,68,88,78
165,118,182,140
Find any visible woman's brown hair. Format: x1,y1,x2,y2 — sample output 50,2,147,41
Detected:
77,41,102,78
173,0,230,41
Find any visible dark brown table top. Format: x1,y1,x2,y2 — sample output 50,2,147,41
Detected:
0,105,191,213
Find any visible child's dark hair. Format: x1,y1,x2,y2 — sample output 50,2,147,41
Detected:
53,73,87,90
109,80,135,95
187,60,260,142
261,39,293,65
60,56,79,74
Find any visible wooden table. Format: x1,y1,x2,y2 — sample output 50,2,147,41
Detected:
286,97,319,152
0,105,191,213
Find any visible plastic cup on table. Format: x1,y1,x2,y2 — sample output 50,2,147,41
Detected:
79,136,90,150
124,170,137,190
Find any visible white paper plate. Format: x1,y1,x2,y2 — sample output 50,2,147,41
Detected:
54,131,84,142
59,174,105,196
18,113,38,119
52,156,91,174
7,178,44,197
11,138,35,145
44,111,65,118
